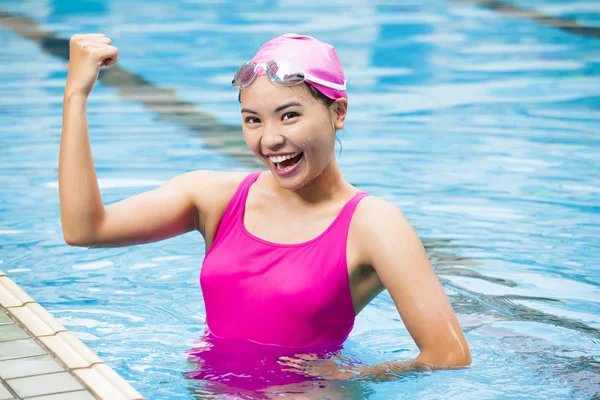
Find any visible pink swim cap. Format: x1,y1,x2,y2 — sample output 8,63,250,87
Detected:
250,34,347,100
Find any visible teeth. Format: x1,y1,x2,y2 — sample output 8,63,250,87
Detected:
269,151,302,164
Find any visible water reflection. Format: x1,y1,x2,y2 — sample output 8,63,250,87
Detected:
1,0,599,399
451,0,600,39
183,332,378,399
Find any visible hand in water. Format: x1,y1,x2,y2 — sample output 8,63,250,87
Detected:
278,353,362,380
279,354,434,382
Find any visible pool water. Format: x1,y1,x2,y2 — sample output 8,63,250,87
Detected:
1,0,599,399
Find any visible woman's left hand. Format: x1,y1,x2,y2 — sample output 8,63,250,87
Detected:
278,353,362,380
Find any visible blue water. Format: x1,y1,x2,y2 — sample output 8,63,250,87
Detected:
1,0,599,399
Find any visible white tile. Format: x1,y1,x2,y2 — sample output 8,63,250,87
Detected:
0,312,11,326
0,338,46,361
0,354,64,379
0,324,29,342
25,390,96,400
7,371,83,398
0,383,14,400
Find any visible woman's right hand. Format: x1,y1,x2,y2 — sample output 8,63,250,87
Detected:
65,34,118,97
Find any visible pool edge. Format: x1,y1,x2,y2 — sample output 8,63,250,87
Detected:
0,269,145,400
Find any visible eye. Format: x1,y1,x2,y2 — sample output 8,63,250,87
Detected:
245,116,260,124
282,111,299,121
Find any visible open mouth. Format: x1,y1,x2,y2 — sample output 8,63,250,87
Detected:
269,151,304,172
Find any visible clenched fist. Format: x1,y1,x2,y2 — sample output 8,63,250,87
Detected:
65,34,118,97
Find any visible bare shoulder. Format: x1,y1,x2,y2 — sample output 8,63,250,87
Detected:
173,169,251,237
352,195,421,265
176,169,249,207
173,170,249,193
353,195,412,231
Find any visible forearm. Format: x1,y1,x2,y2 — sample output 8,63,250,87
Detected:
357,355,470,381
59,92,105,243
357,360,423,381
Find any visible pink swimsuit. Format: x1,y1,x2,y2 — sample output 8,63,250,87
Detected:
186,172,369,389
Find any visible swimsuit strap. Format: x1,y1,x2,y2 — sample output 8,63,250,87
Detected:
331,192,370,233
209,171,261,251
316,191,370,253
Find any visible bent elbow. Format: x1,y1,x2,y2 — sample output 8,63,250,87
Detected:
62,230,93,247
450,350,472,369
417,345,472,370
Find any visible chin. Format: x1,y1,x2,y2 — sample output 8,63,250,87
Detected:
267,163,314,192
271,171,311,191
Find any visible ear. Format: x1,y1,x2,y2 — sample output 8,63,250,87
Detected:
331,98,348,130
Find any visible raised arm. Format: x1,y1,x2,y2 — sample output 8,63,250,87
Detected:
59,34,118,245
362,197,471,371
59,34,243,248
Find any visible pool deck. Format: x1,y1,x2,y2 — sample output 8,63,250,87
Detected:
0,270,144,400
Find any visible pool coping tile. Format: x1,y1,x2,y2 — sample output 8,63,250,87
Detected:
39,332,103,370
75,364,143,400
0,273,145,399
9,303,67,337
0,277,34,308
92,364,144,400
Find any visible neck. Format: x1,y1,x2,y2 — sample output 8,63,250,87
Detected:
271,155,349,205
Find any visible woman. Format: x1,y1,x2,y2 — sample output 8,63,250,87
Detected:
60,33,470,391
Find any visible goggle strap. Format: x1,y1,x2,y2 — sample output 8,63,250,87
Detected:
304,73,347,91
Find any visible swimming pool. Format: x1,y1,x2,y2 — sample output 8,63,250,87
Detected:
0,0,599,398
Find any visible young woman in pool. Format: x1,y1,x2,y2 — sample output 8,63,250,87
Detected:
60,33,471,383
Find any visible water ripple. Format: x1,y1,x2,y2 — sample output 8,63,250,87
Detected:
0,0,599,399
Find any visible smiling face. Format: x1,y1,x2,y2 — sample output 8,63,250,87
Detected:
239,76,347,191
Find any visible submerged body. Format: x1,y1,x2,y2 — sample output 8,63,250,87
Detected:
190,171,367,390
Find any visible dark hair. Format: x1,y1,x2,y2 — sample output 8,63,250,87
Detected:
305,84,336,108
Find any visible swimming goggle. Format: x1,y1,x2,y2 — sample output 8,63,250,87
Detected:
231,60,347,91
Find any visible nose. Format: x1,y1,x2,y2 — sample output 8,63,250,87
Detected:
261,124,286,152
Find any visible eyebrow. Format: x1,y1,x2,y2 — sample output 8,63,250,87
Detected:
241,101,303,115
275,101,302,113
